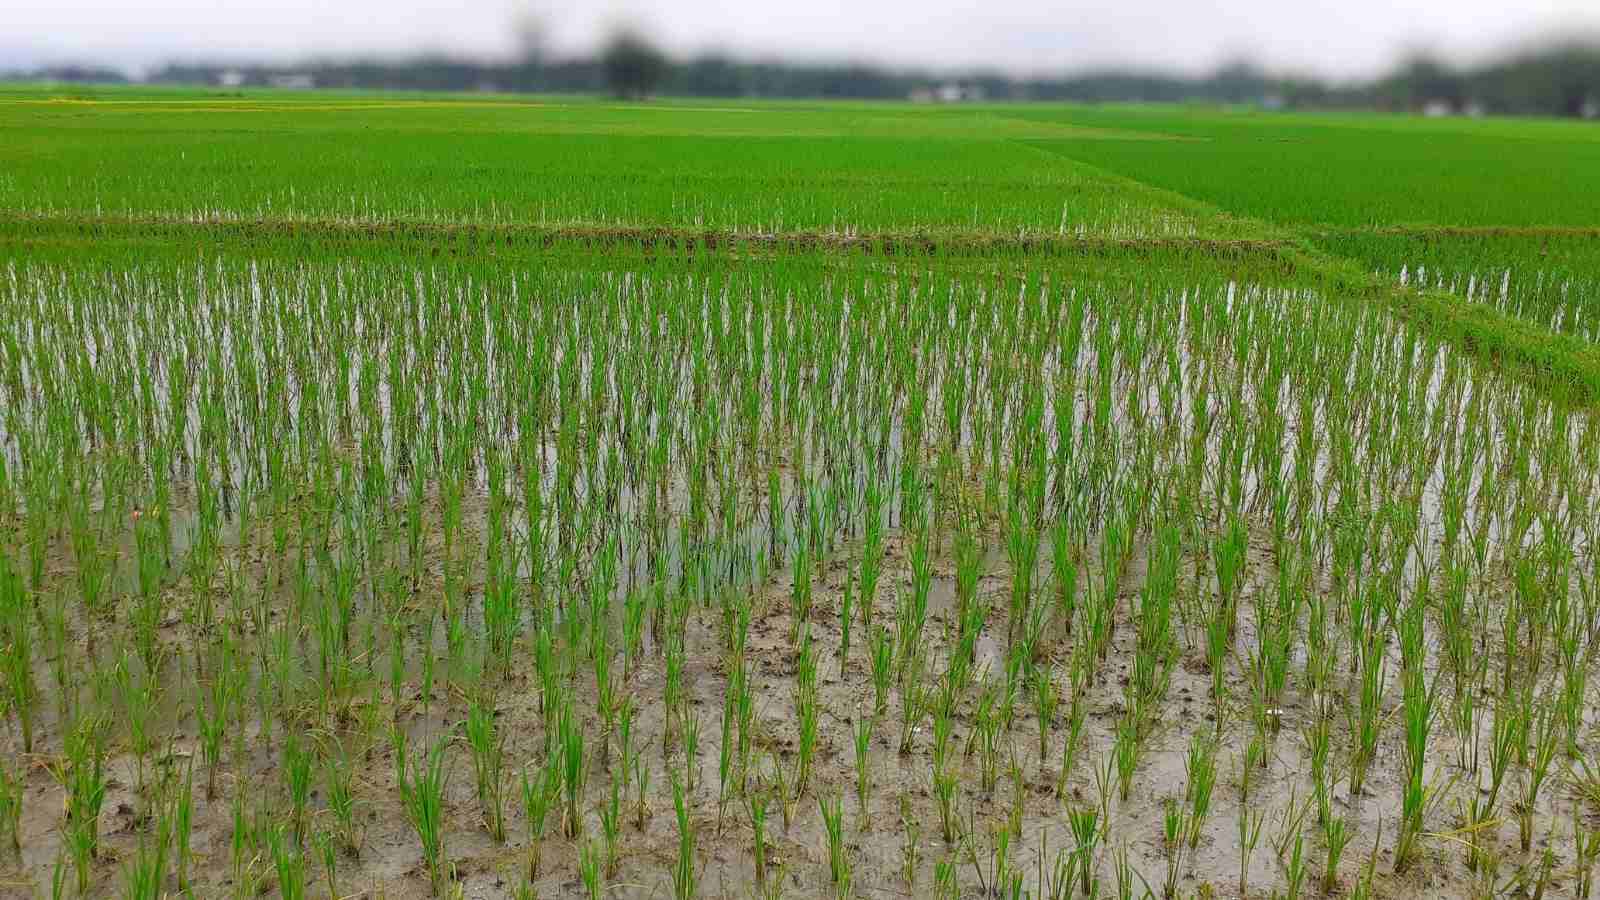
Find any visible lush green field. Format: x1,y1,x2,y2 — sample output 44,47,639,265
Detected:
0,88,1244,239
1019,105,1600,229
9,87,1600,233
1,86,1598,900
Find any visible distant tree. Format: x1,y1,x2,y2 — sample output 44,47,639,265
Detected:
602,30,669,100
1210,59,1270,103
1381,53,1466,110
680,54,743,97
512,12,550,64
116,35,1600,117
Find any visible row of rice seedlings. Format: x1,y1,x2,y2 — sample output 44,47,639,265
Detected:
1398,264,1600,343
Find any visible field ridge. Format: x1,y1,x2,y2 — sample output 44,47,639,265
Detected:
0,211,1292,257
8,209,1597,406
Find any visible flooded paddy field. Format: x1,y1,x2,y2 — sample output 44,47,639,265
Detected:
1,247,1597,900
4,90,1600,900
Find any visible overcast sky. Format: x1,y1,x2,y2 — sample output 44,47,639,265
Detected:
8,0,1600,79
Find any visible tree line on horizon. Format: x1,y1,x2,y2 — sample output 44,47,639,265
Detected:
8,33,1600,118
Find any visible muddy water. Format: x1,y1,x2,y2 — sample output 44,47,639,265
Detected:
11,512,1560,900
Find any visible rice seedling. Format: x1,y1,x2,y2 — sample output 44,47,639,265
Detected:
1270,789,1311,862
672,771,698,900
283,726,315,846
1112,839,1142,900
931,683,956,775
1005,500,1041,647
600,773,622,876
320,738,361,856
680,705,702,795
853,711,873,816
748,780,771,887
1160,798,1186,899
1183,732,1217,849
634,748,653,831
1484,695,1523,820
1005,752,1027,842
559,704,587,838
972,683,1006,795
819,790,852,897
1067,805,1100,896
1348,819,1384,900
465,697,507,842
716,692,736,833
593,608,619,775
933,762,959,846
1237,803,1263,899
791,542,813,642
1113,712,1140,802
520,757,559,880
869,625,894,717
1533,845,1557,900
0,761,20,853
579,839,604,900
1203,594,1231,715
1094,753,1117,840
229,786,257,892
398,736,452,896
0,553,36,753
1460,791,1494,874
120,816,168,896
883,796,916,889
1304,713,1333,832
763,749,792,833
1576,810,1600,899
1394,597,1450,873
267,823,307,900
839,573,854,675
897,646,930,758
114,653,160,818
730,674,755,792
966,817,1018,900
313,825,339,900
794,625,819,794
1346,633,1387,801
1283,821,1307,900
1032,662,1059,771
54,714,107,896
1518,703,1561,852
170,763,195,891
934,854,958,899
1322,815,1351,895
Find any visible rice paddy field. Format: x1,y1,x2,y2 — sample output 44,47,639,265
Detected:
2,84,1600,900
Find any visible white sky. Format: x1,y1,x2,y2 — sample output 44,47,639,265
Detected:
7,0,1599,79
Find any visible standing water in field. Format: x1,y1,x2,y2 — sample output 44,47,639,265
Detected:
0,249,1597,899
